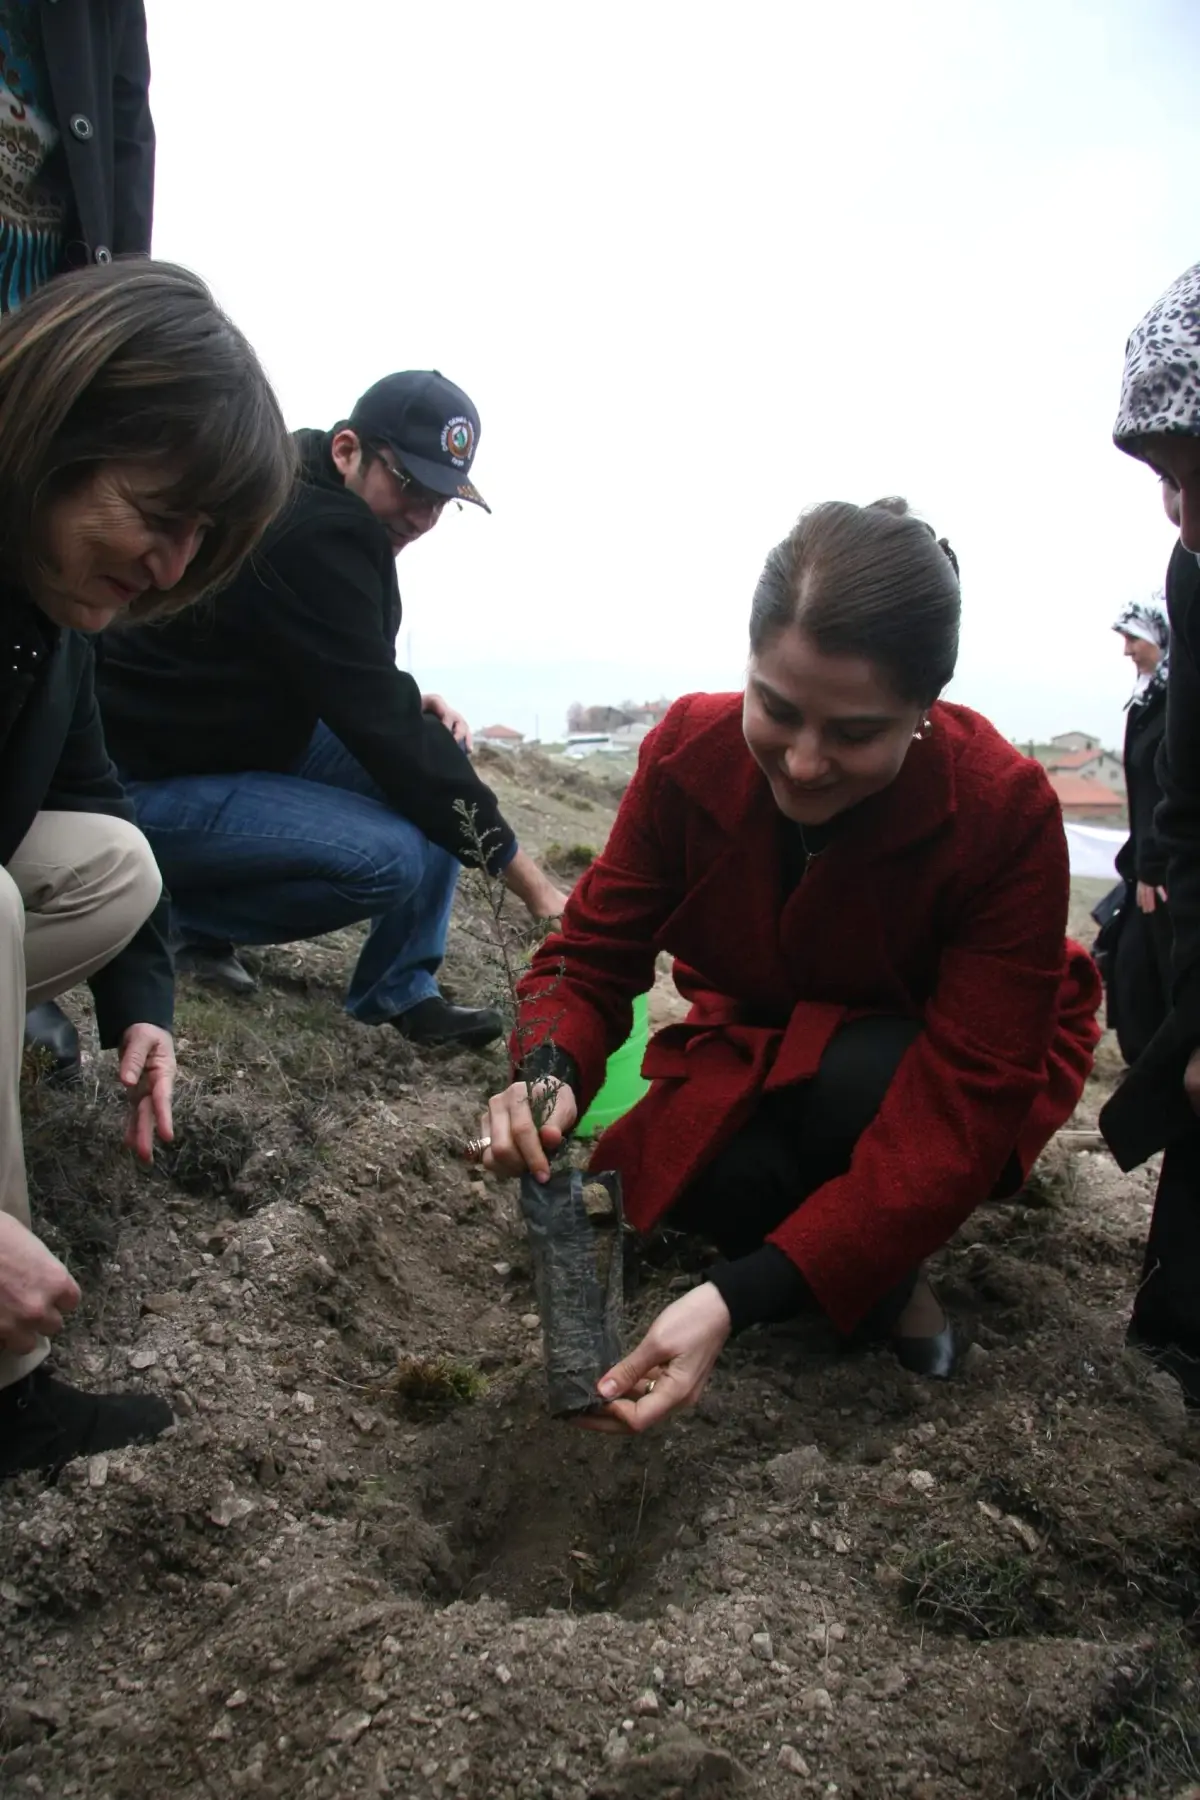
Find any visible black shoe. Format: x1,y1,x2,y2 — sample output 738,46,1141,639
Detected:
174,941,257,995
0,1366,173,1479
894,1319,959,1379
392,996,504,1051
24,1001,81,1085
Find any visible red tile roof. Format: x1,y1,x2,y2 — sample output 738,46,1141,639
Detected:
1047,773,1121,808
1046,748,1107,770
479,724,523,740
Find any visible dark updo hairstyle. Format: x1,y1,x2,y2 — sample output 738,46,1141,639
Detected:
748,498,961,708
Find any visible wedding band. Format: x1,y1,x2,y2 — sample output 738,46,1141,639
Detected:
645,1380,656,1394
464,1135,491,1163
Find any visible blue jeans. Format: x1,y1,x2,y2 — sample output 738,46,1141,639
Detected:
121,725,460,1023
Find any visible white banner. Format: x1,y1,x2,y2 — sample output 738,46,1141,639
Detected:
1064,821,1124,881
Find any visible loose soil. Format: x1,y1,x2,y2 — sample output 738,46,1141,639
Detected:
2,761,1198,1800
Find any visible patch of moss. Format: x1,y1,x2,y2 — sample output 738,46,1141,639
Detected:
382,1356,487,1420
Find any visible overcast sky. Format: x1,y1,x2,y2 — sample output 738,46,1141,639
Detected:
146,0,1198,747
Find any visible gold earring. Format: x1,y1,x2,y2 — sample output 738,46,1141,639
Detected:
913,715,932,741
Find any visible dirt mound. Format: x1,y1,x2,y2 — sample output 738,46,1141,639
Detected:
4,846,1200,1799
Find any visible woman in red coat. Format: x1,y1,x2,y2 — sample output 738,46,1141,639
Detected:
482,500,1101,1429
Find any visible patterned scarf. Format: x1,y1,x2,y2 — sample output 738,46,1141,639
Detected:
1113,600,1169,709
1114,263,1200,448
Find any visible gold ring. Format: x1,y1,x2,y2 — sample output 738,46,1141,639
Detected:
645,1379,656,1394
464,1135,492,1163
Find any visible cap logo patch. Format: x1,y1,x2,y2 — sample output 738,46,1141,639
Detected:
441,416,474,467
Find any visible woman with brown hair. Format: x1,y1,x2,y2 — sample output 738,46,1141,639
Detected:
0,257,294,1477
480,500,1102,1430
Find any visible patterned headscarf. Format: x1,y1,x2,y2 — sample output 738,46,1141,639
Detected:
1114,263,1200,452
1113,600,1169,708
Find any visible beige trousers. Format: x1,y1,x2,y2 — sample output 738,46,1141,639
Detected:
1,811,162,1390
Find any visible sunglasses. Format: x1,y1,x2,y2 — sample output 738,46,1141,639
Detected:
378,453,456,512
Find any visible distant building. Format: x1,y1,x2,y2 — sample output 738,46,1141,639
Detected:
1046,771,1126,826
611,722,653,746
1050,730,1100,753
1043,745,1125,793
478,723,524,748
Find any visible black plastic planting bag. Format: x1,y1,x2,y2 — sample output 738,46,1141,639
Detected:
518,1168,623,1417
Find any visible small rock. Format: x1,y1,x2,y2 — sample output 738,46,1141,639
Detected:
1001,1514,1040,1554
880,1664,907,1697
778,1744,810,1775
765,1444,827,1495
801,1686,834,1713
520,1313,541,1330
209,1714,234,1742
128,1347,159,1371
908,1469,935,1493
494,1664,512,1686
349,1408,379,1435
633,1689,660,1716
750,1632,774,1662
492,1262,512,1276
603,1732,630,1766
446,1758,470,1784
684,1655,713,1689
208,1493,256,1529
226,1690,249,1709
141,1293,184,1318
327,1711,372,1745
293,1391,315,1414
87,1455,109,1489
201,1323,227,1347
831,1532,850,1554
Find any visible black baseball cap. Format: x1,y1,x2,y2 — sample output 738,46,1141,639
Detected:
348,370,490,512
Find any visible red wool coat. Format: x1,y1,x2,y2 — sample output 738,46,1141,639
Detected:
517,694,1102,1333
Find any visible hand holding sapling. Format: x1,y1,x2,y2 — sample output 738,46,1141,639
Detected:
480,1079,579,1183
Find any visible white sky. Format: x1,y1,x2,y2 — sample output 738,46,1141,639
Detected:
146,0,1199,747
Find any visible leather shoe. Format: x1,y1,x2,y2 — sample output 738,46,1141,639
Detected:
893,1319,959,1379
393,996,504,1051
24,1001,81,1084
174,941,257,995
0,1366,173,1479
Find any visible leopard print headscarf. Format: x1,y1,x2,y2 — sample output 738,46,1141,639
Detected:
1114,262,1200,452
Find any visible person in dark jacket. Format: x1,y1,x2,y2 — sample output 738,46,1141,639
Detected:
0,0,156,1070
97,371,569,1050
1100,261,1200,1404
1100,599,1171,1063
0,259,294,1477
0,0,153,310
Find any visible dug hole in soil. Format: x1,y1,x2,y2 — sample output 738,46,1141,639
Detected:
3,763,1199,1800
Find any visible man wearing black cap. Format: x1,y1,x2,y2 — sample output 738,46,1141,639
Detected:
95,371,567,1049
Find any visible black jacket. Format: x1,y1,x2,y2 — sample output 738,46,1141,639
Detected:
1,608,172,1045
1102,540,1200,1168
42,0,155,264
1115,677,1167,889
96,430,517,873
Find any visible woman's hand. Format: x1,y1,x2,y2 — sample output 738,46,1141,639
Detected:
119,1024,176,1163
502,847,572,923
1137,880,1168,913
0,1213,80,1354
576,1282,732,1434
481,1080,579,1181
422,692,473,751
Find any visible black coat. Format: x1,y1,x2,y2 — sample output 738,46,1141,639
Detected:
1102,540,1200,1168
41,0,155,264
2,613,172,1045
1115,677,1167,889
96,430,518,874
